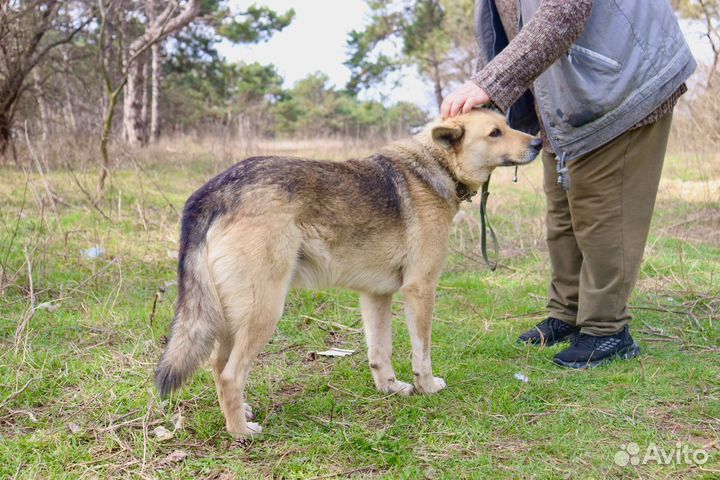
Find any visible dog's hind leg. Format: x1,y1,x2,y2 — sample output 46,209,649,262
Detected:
360,293,413,395
211,337,254,420
209,219,298,437
211,337,232,417
214,269,292,436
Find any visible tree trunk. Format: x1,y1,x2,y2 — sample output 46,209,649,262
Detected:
62,49,77,132
708,50,719,88
98,87,122,194
149,41,161,143
430,53,444,113
63,83,78,132
33,69,50,142
0,70,30,159
0,111,12,160
123,50,147,147
141,56,149,143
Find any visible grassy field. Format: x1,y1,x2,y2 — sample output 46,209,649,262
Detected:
0,138,718,479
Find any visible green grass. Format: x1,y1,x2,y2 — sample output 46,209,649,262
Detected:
0,145,718,479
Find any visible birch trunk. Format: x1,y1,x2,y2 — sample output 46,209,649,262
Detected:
149,41,161,143
141,56,149,141
62,49,77,131
123,52,147,146
33,69,50,142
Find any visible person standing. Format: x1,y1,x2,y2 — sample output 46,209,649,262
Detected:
441,0,696,368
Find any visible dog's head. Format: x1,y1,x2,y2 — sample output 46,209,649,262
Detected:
429,108,542,190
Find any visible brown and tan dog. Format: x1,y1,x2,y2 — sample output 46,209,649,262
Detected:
155,109,541,436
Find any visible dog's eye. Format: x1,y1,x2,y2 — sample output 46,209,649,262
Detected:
489,128,502,138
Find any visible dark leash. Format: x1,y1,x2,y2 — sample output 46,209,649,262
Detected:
478,166,517,271
479,177,499,271
458,166,517,271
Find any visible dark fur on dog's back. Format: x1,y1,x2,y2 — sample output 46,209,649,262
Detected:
182,155,406,249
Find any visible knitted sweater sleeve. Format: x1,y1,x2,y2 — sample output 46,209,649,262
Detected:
473,0,594,112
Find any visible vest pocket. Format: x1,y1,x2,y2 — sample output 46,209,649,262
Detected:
568,44,622,72
544,44,626,129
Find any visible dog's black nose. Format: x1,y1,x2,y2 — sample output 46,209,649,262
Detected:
530,138,543,151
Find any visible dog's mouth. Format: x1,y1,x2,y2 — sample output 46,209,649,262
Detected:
500,149,540,167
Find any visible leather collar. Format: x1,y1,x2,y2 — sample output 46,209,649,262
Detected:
455,181,477,202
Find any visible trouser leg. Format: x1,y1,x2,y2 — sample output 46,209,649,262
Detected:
566,114,672,335
543,150,583,323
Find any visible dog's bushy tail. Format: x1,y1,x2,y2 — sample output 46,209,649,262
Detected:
155,241,223,397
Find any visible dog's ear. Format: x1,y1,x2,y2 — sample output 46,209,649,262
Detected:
431,122,465,149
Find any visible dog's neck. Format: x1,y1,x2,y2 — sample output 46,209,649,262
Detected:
414,130,481,202
378,140,476,206
430,147,477,202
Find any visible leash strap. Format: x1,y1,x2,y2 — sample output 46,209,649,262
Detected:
479,177,499,271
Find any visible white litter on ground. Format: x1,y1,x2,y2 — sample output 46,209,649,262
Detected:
315,348,355,357
81,246,105,259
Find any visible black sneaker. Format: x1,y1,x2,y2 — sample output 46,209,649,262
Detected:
518,317,580,346
553,326,641,369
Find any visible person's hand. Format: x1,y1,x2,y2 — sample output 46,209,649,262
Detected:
440,81,491,119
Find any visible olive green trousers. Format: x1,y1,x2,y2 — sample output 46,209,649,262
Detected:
543,113,673,336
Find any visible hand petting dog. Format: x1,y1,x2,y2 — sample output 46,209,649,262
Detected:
440,81,491,119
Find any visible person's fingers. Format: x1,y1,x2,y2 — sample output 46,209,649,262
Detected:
463,96,489,113
462,98,478,114
440,97,452,119
442,93,461,119
449,98,465,118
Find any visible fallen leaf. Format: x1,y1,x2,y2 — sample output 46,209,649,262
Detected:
158,449,188,466
154,426,174,441
172,413,184,431
67,422,81,434
204,471,234,480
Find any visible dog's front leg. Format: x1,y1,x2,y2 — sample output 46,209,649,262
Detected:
360,293,414,395
402,282,446,394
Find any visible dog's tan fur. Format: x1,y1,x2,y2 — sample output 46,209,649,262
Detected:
155,109,540,436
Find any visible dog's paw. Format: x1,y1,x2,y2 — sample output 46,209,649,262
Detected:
246,422,263,435
384,380,414,396
243,402,255,420
228,422,263,438
415,376,447,394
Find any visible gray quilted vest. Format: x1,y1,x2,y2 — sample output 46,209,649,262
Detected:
475,0,696,185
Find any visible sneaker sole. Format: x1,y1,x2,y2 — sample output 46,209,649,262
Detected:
518,332,577,347
552,343,642,369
